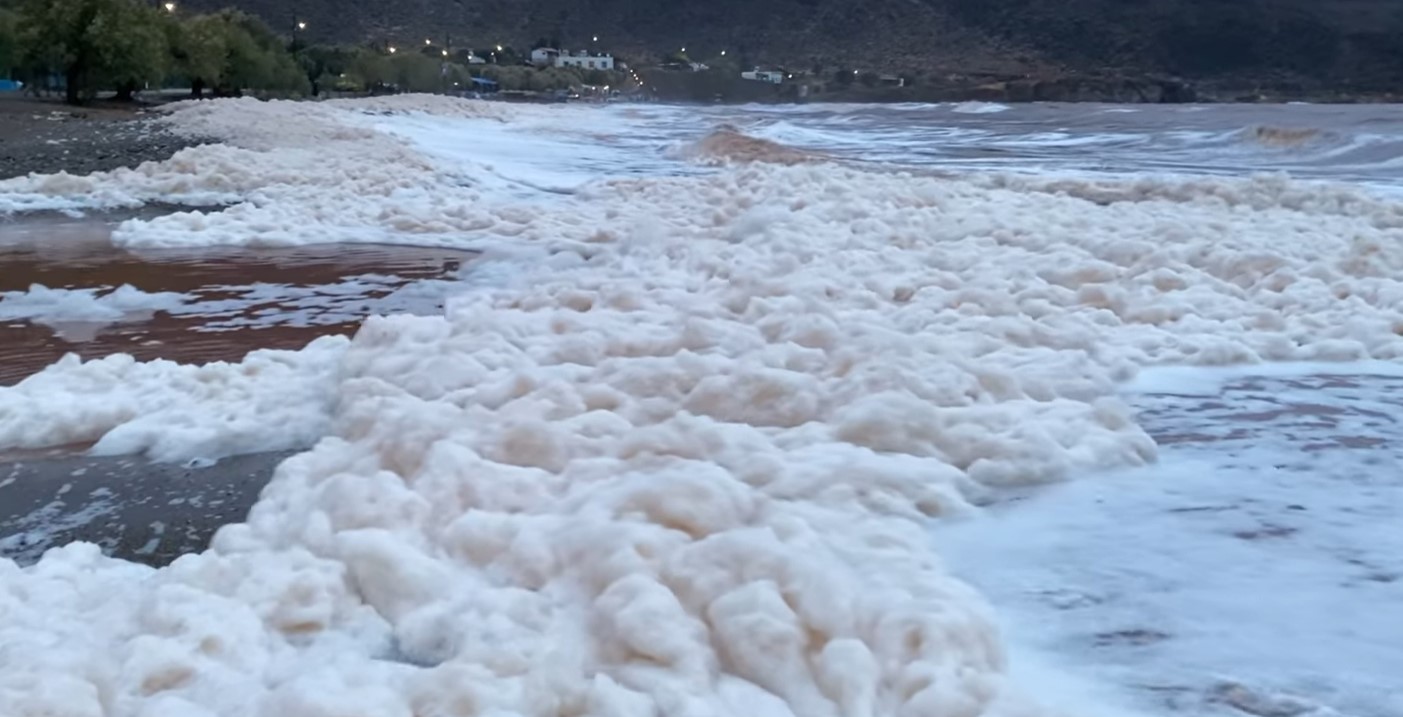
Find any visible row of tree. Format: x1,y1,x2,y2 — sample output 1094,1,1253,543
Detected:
0,0,303,102
0,0,623,104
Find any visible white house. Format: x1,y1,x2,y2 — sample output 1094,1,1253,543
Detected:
741,69,785,84
530,48,560,66
555,51,615,71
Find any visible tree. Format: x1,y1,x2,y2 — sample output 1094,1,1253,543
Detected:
481,63,531,90
90,0,167,100
169,10,306,98
581,68,613,86
388,52,441,92
347,46,391,90
0,7,19,77
219,11,305,94
18,0,169,104
170,13,228,97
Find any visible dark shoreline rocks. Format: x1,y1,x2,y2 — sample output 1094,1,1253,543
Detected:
0,96,204,180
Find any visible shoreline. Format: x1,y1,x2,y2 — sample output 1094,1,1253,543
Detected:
0,95,206,180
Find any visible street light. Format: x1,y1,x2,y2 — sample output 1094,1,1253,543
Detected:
441,49,448,57
593,35,599,42
388,46,397,54
496,45,503,52
720,50,726,56
162,2,175,12
296,21,306,30
425,38,432,45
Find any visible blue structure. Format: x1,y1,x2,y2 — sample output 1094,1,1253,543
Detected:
0,80,23,92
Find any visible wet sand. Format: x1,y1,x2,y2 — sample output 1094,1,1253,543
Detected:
0,449,294,567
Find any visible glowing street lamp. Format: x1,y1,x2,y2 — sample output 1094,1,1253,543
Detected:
388,46,397,54
593,35,599,42
425,38,432,45
441,49,448,57
296,21,306,30
162,2,175,12
496,45,503,52
720,50,727,56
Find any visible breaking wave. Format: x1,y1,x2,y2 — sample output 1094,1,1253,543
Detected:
673,125,830,165
1240,125,1327,147
951,101,1012,115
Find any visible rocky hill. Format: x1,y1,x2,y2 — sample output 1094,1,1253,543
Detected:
185,0,1403,93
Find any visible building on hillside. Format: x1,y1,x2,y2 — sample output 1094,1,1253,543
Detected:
555,51,615,71
741,69,785,84
466,53,488,65
533,48,616,71
530,48,561,66
662,60,709,72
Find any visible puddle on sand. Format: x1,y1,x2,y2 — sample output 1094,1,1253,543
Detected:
0,219,473,385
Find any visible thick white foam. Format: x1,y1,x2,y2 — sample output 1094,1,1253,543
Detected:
0,284,189,338
1,96,1402,716
0,336,347,461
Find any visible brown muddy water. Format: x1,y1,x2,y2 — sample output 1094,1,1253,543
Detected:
0,214,473,565
0,217,471,386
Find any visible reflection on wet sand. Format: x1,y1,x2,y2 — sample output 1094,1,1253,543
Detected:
0,219,472,386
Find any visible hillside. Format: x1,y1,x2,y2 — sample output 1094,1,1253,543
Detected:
183,0,1403,92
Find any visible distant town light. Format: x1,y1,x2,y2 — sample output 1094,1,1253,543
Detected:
162,2,175,12
425,38,432,45
441,49,448,57
720,50,726,56
592,35,599,42
496,45,503,52
681,47,686,53
389,46,397,53
296,21,306,30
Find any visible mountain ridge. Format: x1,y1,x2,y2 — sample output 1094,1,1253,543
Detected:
183,0,1403,92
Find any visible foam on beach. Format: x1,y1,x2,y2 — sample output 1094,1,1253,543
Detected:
1,95,1402,716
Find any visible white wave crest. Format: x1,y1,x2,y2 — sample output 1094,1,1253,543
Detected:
951,101,1012,115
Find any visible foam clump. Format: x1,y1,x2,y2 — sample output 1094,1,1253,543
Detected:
3,96,1403,716
0,283,189,330
0,335,348,461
